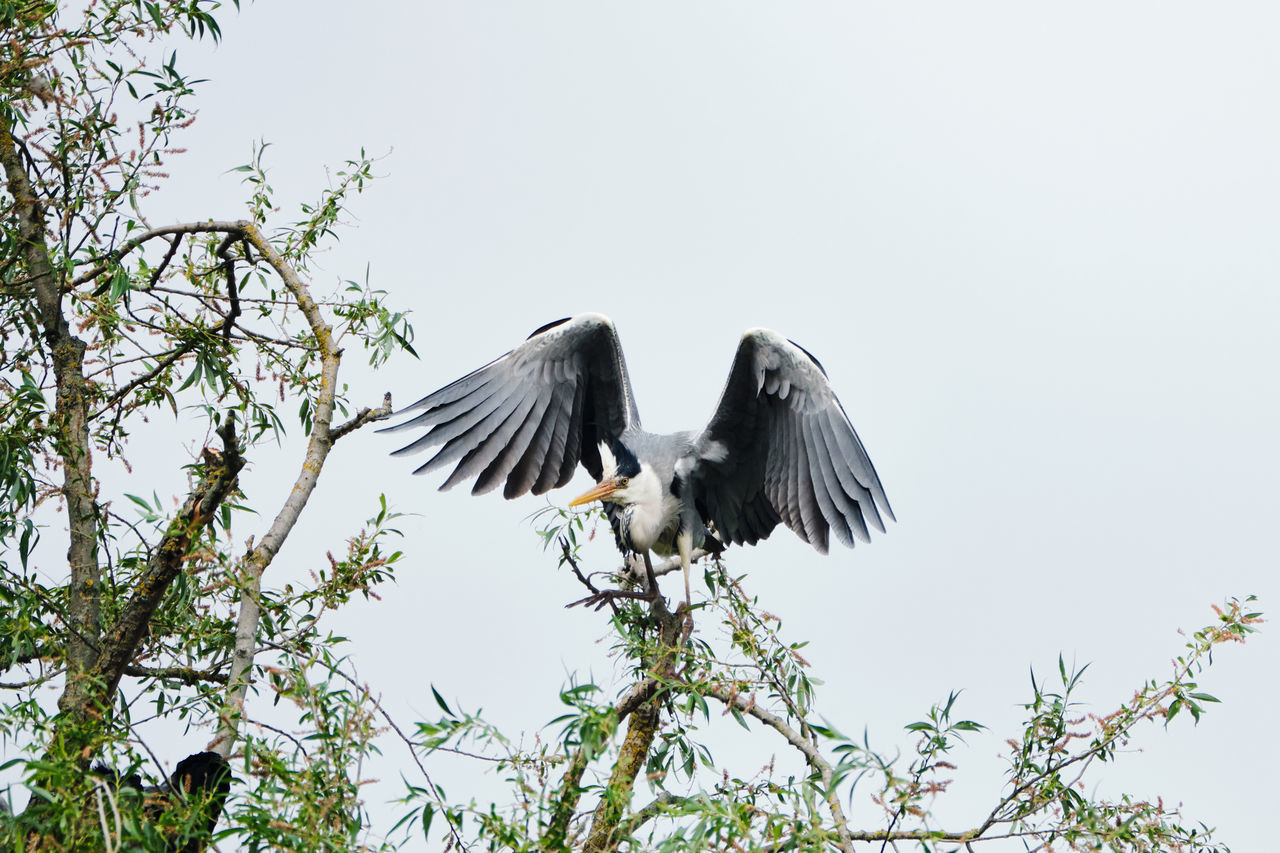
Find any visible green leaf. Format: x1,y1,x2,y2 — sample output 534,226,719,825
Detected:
431,684,453,717
1187,692,1220,703
177,360,203,391
952,720,986,732
109,266,131,300
422,803,434,842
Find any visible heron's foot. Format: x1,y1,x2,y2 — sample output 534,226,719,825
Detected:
566,586,659,612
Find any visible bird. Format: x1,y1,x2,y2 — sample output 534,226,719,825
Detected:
382,313,894,606
90,750,232,853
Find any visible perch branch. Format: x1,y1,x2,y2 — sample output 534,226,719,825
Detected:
582,598,684,852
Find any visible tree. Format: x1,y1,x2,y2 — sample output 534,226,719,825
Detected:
0,3,1260,851
2,2,408,848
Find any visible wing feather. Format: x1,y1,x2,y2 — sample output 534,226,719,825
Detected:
411,386,525,477
474,393,550,496
690,328,893,554
388,378,511,461
802,417,851,548
444,392,537,491
507,382,571,498
771,407,799,534
383,314,639,498
817,415,871,543
821,408,892,531
792,417,826,551
546,380,586,492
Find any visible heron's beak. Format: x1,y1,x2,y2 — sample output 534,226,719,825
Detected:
569,479,620,507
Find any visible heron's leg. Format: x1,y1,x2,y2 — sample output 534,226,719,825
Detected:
677,531,693,607
642,551,660,597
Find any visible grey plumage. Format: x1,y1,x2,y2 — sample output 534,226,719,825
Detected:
382,313,893,593
385,314,637,497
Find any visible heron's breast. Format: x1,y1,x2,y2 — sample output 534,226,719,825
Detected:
620,493,682,554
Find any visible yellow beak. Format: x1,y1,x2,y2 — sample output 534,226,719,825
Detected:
569,479,621,507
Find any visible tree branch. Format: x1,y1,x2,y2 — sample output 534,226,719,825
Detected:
122,664,229,686
211,220,380,758
68,221,253,288
541,669,665,848
145,232,181,290
90,342,195,418
627,548,710,581
542,747,590,851
700,682,854,853
329,392,393,441
582,702,661,853
1,112,100,710
581,598,685,853
615,793,692,839
71,422,244,719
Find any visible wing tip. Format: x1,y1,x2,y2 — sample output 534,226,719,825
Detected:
574,311,614,327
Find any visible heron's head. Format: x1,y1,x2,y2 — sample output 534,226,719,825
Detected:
569,439,643,508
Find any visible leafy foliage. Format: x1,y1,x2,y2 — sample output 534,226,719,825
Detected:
0,3,410,850
0,3,1260,852
383,508,1260,851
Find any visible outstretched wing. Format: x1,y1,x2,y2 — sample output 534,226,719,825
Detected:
689,329,894,553
381,313,640,498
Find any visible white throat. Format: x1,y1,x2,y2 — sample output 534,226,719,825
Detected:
621,464,677,552
597,441,680,553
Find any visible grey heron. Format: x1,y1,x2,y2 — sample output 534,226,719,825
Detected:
383,313,894,605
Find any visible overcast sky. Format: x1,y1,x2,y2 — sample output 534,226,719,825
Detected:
111,1,1280,848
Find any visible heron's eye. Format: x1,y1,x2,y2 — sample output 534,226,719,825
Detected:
618,478,630,488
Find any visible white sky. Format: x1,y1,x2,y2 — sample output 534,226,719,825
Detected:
73,1,1280,848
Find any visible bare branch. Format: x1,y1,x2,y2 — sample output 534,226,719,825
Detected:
616,793,692,839
0,668,65,690
212,221,361,758
215,233,241,339
122,664,228,686
329,392,393,442
145,232,181,290
68,221,253,288
627,548,710,580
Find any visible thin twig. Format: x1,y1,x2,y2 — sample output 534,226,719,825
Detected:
145,233,181,290
122,664,228,685
699,682,854,853
69,221,252,288
329,392,393,441
615,793,692,838
90,342,195,417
